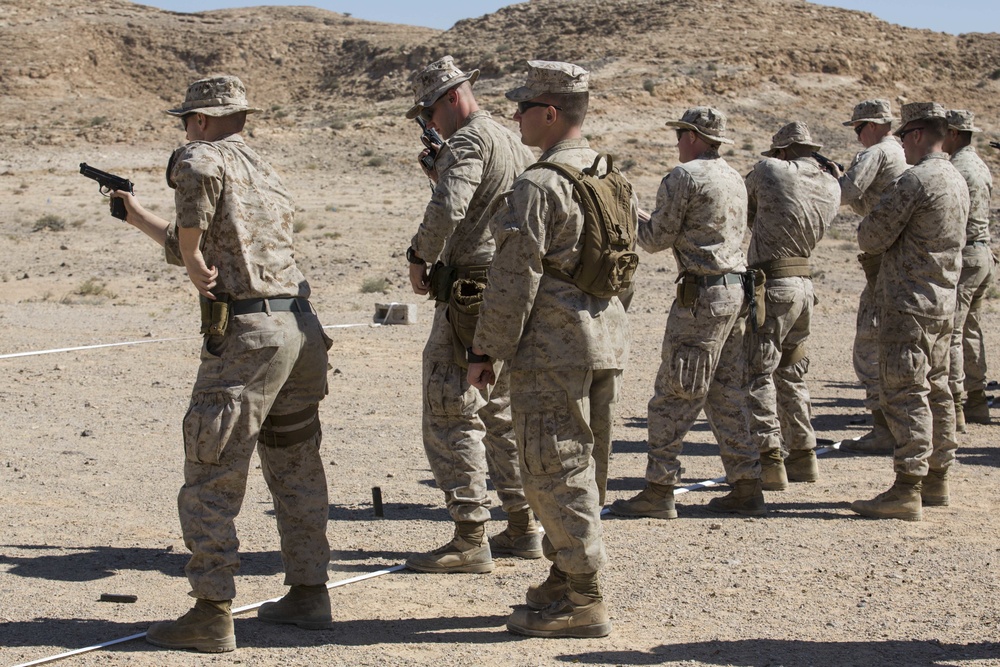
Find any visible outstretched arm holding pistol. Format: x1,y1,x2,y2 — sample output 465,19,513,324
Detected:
81,164,219,299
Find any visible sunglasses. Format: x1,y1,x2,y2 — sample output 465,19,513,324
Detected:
419,106,436,123
854,122,868,136
517,101,562,115
675,129,689,141
898,126,924,140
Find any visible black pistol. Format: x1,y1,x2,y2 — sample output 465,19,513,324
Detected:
79,162,134,220
812,152,844,174
415,117,444,171
990,141,1000,150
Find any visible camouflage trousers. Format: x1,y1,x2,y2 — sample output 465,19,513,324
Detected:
423,304,526,524
878,307,957,476
853,280,881,411
949,244,994,395
180,310,332,602
646,283,758,486
510,368,620,575
747,277,816,454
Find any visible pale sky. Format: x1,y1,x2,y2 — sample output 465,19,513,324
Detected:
137,0,998,35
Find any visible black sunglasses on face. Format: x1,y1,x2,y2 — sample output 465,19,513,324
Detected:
854,122,868,136
675,129,689,141
517,101,562,115
419,106,435,123
898,126,924,140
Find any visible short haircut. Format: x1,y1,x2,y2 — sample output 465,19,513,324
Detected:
920,118,948,142
543,91,589,127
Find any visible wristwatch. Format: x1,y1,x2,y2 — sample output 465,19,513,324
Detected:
467,347,490,364
406,246,425,265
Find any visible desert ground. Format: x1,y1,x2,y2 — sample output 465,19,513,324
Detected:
2,97,1000,667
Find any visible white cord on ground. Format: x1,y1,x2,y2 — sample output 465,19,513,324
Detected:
0,323,371,361
9,565,407,667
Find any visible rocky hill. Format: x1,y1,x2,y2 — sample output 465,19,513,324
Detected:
1,0,998,157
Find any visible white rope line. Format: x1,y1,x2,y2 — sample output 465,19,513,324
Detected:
9,565,407,667
0,323,372,361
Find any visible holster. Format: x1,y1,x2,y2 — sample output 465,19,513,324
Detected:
427,262,458,304
741,269,766,332
675,278,699,308
448,278,486,368
199,294,231,337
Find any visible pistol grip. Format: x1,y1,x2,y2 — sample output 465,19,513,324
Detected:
110,197,127,221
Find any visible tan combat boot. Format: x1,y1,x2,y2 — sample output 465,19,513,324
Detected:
609,483,676,519
489,508,543,559
850,473,923,521
785,449,819,483
404,521,494,574
759,448,788,491
921,468,950,507
706,479,766,516
954,392,967,433
145,599,236,653
258,584,333,630
526,564,568,610
508,573,611,638
840,409,895,455
965,389,991,424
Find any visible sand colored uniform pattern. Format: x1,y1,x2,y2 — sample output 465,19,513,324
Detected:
165,136,332,601
637,149,757,486
948,145,995,396
745,156,840,454
859,152,969,477
475,138,631,574
411,110,535,523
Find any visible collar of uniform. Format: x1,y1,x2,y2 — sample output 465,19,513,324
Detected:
878,134,900,146
461,109,490,130
918,151,951,165
539,137,590,161
952,144,976,158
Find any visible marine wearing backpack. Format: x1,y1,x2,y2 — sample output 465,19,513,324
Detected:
526,153,638,299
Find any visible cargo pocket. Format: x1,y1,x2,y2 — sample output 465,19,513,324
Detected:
881,341,924,391
511,390,575,476
183,386,245,465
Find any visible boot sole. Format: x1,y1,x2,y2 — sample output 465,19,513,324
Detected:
849,503,922,521
608,504,677,519
705,505,767,517
490,548,543,559
145,635,236,653
404,561,495,574
258,616,334,630
506,620,612,638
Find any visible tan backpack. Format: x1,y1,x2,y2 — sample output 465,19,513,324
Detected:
526,154,638,299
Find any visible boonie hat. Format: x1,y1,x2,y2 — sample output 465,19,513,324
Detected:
946,109,983,133
505,60,589,103
666,107,734,145
405,56,480,120
165,75,262,117
762,121,822,157
843,99,894,126
894,102,948,136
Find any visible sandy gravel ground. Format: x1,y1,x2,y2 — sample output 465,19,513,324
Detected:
3,133,1000,667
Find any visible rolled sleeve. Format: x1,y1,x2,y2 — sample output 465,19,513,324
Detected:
638,169,690,254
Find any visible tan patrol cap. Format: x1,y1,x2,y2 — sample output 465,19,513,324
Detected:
843,99,894,126
762,121,822,157
505,60,589,103
894,102,947,136
666,107,734,145
165,75,262,117
946,109,983,133
405,56,480,120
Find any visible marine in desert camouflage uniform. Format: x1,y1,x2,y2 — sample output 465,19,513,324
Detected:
943,109,995,428
114,75,334,652
468,60,633,639
744,122,840,491
610,107,764,519
850,102,969,522
831,99,909,455
402,56,538,575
